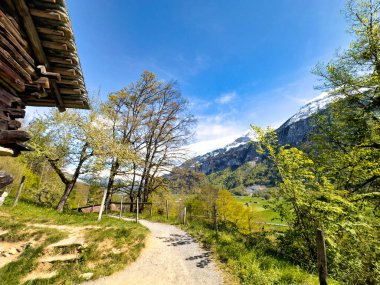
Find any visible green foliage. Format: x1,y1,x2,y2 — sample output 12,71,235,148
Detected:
166,168,207,194
183,221,340,285
253,124,380,283
207,161,277,194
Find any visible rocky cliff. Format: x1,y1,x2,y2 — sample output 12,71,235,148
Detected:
184,93,332,175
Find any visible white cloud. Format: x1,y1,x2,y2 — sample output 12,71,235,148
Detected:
216,91,237,104
185,114,245,156
185,135,238,156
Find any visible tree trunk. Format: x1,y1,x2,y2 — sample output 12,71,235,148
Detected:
56,181,75,212
129,163,137,212
54,143,90,212
105,158,119,208
129,196,134,212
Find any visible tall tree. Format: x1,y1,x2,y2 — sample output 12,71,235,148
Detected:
312,0,380,203
101,71,195,209
28,109,102,212
101,71,155,207
137,78,195,205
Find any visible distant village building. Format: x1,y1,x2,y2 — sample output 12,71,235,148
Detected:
0,0,88,188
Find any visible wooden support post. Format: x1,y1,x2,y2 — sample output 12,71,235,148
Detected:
166,200,169,220
316,228,328,285
213,203,218,236
12,175,25,207
183,207,187,225
0,171,13,190
119,196,123,219
135,197,139,223
98,188,107,221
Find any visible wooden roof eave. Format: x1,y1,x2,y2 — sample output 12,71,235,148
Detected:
13,0,66,111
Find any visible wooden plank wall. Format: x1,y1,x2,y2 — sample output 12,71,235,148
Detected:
0,2,40,155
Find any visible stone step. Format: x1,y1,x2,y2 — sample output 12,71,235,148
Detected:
22,271,57,282
47,236,84,248
39,254,80,263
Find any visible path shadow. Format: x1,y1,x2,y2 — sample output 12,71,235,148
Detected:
157,234,194,246
186,251,212,268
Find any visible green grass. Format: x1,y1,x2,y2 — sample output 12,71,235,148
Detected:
235,196,284,225
115,206,339,285
182,220,341,285
0,200,148,285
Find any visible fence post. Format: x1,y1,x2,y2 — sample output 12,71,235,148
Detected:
183,207,187,225
316,228,328,285
12,175,25,207
119,196,123,219
135,197,139,223
213,203,218,236
98,188,108,221
166,200,169,220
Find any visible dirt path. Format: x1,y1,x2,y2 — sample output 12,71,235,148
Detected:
83,218,223,285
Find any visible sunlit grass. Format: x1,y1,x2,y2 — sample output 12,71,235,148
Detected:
0,200,148,284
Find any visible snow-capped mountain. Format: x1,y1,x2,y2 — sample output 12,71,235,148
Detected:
283,92,333,128
182,93,332,174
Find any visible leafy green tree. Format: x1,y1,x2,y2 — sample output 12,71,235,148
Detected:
102,71,195,210
252,124,379,283
28,109,104,212
312,0,380,201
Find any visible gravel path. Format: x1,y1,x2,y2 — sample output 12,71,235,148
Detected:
83,218,223,285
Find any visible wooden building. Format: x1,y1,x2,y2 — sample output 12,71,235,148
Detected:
0,0,89,158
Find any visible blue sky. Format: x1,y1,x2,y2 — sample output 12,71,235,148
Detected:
62,0,349,155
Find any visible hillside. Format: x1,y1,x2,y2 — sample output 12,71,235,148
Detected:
0,201,147,284
183,92,333,175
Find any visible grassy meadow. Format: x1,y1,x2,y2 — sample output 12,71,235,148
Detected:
0,200,147,285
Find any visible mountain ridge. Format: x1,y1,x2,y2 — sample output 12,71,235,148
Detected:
183,93,332,174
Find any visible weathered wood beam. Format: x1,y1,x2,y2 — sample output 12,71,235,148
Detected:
0,171,13,189
48,57,73,65
0,77,18,95
0,9,28,47
41,41,68,51
59,88,81,95
0,30,34,66
13,0,65,110
57,79,78,86
34,77,50,89
7,120,21,130
0,46,33,82
0,89,22,107
0,130,30,144
4,108,25,119
0,32,35,73
0,58,25,92
29,8,61,21
37,27,65,37
52,68,75,77
25,83,41,93
37,65,61,80
50,80,65,111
